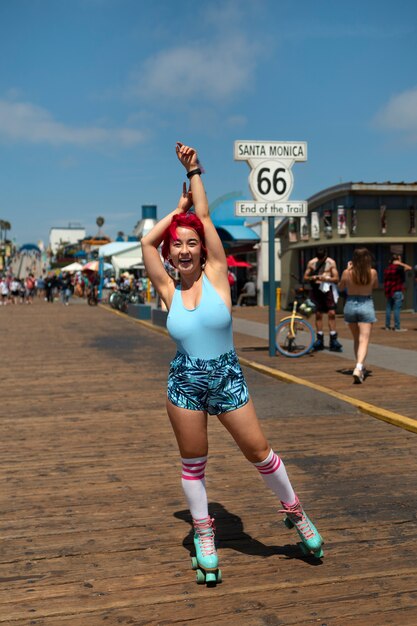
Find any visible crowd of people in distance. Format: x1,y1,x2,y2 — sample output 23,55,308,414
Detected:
0,273,37,305
0,269,152,307
0,270,94,306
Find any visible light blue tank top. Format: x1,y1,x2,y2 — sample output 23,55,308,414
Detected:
167,273,233,359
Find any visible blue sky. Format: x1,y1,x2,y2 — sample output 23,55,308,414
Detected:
1,0,417,246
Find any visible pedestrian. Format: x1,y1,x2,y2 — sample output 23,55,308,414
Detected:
338,248,378,384
236,276,256,306
304,247,343,352
24,273,36,304
45,273,55,303
10,277,20,304
0,276,9,305
60,272,72,306
141,142,323,584
383,254,412,331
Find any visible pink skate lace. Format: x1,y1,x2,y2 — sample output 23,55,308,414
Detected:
193,517,216,556
279,498,315,540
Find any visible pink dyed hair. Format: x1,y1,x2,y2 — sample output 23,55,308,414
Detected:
161,212,207,267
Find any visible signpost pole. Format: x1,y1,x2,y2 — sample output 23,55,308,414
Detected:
268,216,276,356
98,256,104,301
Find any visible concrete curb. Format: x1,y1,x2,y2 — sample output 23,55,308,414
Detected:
100,304,417,435
238,357,417,435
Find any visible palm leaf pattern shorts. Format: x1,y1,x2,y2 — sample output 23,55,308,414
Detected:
167,349,249,415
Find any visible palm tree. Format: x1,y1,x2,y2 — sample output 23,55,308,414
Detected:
0,220,5,242
96,216,105,236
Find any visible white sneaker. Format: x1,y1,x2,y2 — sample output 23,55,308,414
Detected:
394,328,408,332
353,367,364,384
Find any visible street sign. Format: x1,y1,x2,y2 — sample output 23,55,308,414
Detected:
248,159,294,202
234,139,308,357
234,141,307,162
235,200,308,217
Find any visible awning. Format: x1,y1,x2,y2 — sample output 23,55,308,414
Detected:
99,242,139,257
226,255,252,268
111,256,144,270
61,262,84,272
216,225,259,242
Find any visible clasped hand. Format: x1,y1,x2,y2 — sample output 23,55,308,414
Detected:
176,142,199,170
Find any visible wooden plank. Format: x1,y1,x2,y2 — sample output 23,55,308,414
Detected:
1,302,417,624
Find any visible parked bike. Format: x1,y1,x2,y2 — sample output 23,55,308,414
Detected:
275,287,315,357
109,287,144,312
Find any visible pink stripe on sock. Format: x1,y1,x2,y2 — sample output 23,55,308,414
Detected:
181,458,206,481
256,454,281,475
182,473,205,481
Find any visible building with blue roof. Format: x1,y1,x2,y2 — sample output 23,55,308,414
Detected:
210,192,259,254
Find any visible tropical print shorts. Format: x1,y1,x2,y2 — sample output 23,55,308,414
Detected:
167,349,249,415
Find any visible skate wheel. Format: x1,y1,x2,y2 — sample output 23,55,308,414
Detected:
284,517,294,529
314,547,324,558
191,556,198,570
205,572,217,585
196,569,205,584
217,568,222,583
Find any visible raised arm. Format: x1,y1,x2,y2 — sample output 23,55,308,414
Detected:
175,143,227,274
141,183,192,307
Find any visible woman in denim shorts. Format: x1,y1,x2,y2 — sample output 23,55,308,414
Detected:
141,143,324,581
339,248,378,384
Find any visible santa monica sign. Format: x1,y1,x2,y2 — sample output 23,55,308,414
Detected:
234,140,307,216
234,141,307,162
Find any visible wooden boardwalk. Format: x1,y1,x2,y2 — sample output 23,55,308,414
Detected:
233,308,417,422
1,301,417,625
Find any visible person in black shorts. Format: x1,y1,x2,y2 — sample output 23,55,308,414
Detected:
304,247,343,351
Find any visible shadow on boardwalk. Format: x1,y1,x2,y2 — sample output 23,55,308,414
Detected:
174,504,321,565
0,301,416,625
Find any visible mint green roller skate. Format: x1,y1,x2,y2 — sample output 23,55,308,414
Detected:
279,495,324,558
191,516,222,586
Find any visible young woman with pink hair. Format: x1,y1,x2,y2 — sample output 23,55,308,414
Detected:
141,143,323,584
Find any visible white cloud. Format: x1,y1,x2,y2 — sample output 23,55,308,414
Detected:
128,34,259,104
0,99,145,147
226,114,247,128
374,87,417,142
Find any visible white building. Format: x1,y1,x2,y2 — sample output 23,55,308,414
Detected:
49,226,86,254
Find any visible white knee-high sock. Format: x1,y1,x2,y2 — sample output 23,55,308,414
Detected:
254,449,296,505
181,456,209,520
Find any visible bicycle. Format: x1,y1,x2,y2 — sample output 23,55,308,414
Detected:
109,287,144,312
275,288,315,357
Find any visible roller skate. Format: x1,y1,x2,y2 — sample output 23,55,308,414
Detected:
279,495,324,558
329,333,343,352
312,334,324,351
190,516,222,586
